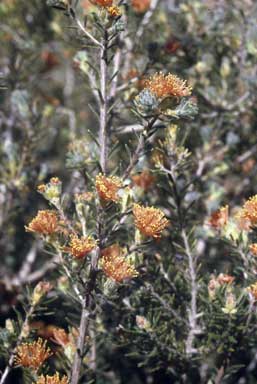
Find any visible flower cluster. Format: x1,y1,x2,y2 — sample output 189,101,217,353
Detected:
101,244,138,282
32,281,52,306
143,72,192,100
247,282,257,300
132,170,155,191
249,243,257,255
208,205,229,229
236,195,257,229
15,338,52,370
131,0,151,13
92,0,113,7
25,210,59,235
96,173,122,202
208,273,234,299
37,177,62,205
67,235,97,259
36,373,68,384
133,204,169,239
107,5,121,17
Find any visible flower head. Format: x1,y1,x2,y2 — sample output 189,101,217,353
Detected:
32,281,52,305
25,210,59,235
36,373,68,384
96,173,122,202
222,292,237,315
15,338,52,370
133,204,169,239
101,244,138,282
91,0,113,7
208,205,229,229
67,235,97,259
247,282,257,300
236,195,257,229
143,72,192,99
131,0,151,13
37,177,62,205
132,170,155,191
208,273,234,298
107,5,121,17
249,243,257,256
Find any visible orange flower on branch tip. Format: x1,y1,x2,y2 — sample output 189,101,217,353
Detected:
91,0,113,7
133,204,169,239
36,373,68,384
32,281,52,305
131,0,151,13
208,205,228,229
236,195,257,229
15,338,52,370
132,170,155,191
67,235,97,259
249,244,257,256
107,5,121,17
247,282,257,300
25,210,59,235
96,173,122,202
101,244,138,282
144,72,192,99
217,273,234,284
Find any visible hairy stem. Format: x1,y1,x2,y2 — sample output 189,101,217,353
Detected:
99,32,108,174
71,28,109,384
182,229,201,355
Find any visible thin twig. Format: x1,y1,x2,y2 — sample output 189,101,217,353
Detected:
76,18,103,48
123,116,158,180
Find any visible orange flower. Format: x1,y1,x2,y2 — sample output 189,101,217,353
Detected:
75,192,94,203
208,205,228,229
144,72,192,99
107,5,121,17
96,173,122,202
217,273,234,285
133,204,169,239
51,327,70,347
32,281,52,305
132,170,155,191
208,273,234,299
101,244,138,282
236,195,257,228
25,210,59,235
67,235,97,259
15,338,52,370
36,373,68,384
91,0,113,7
131,0,150,13
247,282,257,300
249,244,257,256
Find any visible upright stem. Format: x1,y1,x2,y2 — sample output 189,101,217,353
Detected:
71,28,109,384
70,248,100,384
182,229,201,355
99,32,108,174
123,116,158,180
